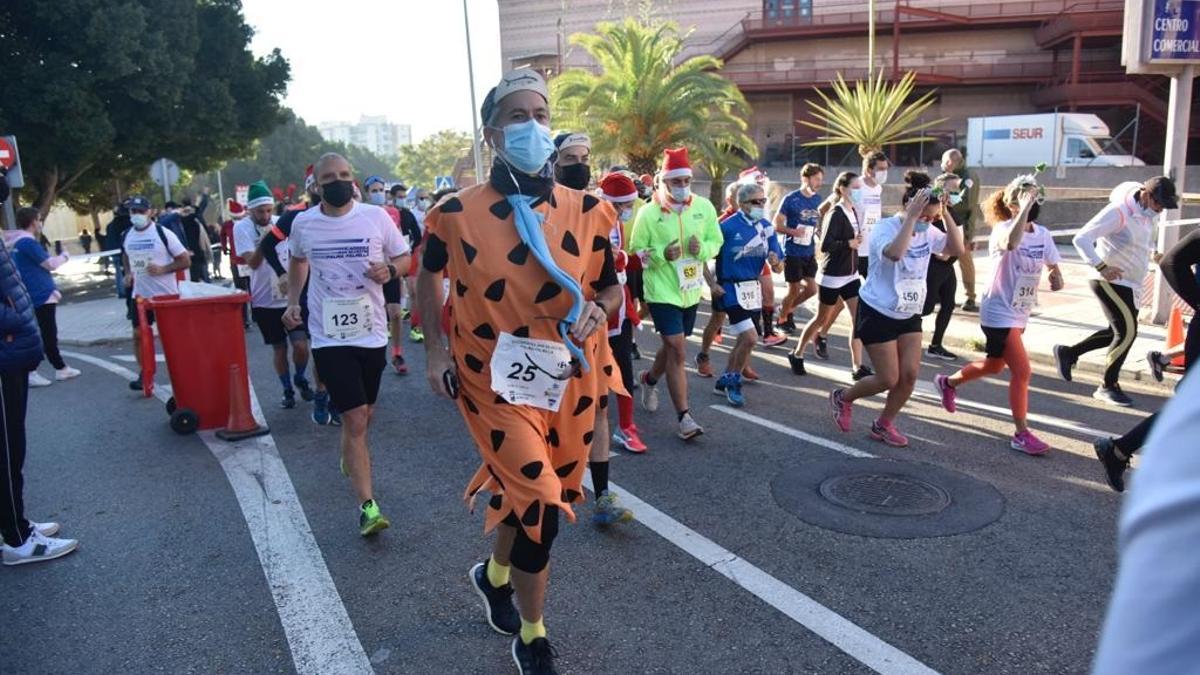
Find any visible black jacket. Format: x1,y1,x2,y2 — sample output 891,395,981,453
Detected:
0,238,44,372
819,203,859,279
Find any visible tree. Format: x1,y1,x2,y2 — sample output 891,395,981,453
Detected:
551,16,757,176
0,0,290,214
393,130,473,191
801,72,944,159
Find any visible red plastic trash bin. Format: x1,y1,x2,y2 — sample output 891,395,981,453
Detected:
139,292,265,437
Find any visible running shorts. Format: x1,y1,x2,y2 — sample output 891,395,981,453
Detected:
252,306,308,345
312,346,387,411
785,256,818,283
855,300,922,346
818,279,860,305
647,302,699,337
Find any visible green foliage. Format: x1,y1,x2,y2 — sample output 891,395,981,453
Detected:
551,17,757,176
0,0,290,213
801,72,944,158
393,130,473,191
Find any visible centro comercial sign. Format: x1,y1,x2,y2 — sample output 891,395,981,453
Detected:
1149,0,1200,61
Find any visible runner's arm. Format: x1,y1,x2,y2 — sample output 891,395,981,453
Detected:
1072,204,1123,268
258,222,290,276
1160,229,1200,309
699,209,725,261
773,206,804,238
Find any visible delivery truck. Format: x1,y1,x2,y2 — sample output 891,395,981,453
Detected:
965,113,1145,168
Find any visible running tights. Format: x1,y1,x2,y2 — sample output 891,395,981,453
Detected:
924,261,957,348
609,320,635,429
956,328,1031,421
0,368,31,547
34,304,66,370
1064,281,1138,388
504,505,560,573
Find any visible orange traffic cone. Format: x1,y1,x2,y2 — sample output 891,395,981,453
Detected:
215,363,270,441
1167,306,1186,367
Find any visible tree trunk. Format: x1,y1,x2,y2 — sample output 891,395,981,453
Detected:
709,178,725,206
35,168,59,219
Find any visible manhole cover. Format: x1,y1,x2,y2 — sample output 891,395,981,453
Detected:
819,473,951,516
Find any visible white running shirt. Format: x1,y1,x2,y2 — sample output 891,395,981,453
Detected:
124,225,188,299
858,182,884,259
233,216,287,309
980,219,1062,329
859,215,948,319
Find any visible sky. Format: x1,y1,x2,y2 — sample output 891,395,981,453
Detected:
241,0,503,144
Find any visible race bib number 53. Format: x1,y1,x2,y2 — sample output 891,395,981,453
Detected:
675,259,704,293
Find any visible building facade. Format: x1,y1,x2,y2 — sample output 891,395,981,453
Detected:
496,0,1198,169
318,115,413,158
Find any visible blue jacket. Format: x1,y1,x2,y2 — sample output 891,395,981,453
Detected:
715,211,782,310
0,238,44,372
7,231,57,306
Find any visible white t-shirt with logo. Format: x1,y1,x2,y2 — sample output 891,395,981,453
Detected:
124,225,188,299
980,220,1062,329
233,216,287,309
858,182,884,259
289,202,410,349
859,215,948,319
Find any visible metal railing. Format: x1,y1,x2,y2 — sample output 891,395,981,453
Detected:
747,0,1124,32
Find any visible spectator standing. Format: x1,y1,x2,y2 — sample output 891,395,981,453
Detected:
7,208,81,386
79,229,93,254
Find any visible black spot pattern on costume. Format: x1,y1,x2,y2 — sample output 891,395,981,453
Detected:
490,430,506,452
463,396,480,414
464,354,485,373
563,489,582,502
546,428,560,447
437,197,462,213
507,242,530,265
598,395,609,410
592,235,608,252
535,282,562,303
489,494,503,510
461,240,478,264
422,233,448,272
472,323,496,340
572,396,594,416
582,194,601,213
554,461,578,478
589,280,606,292
521,500,541,527
520,461,544,479
561,231,580,256
583,430,595,445
513,326,530,338
603,364,614,376
487,465,505,489
490,200,513,220
456,280,469,297
484,279,506,302
494,395,510,405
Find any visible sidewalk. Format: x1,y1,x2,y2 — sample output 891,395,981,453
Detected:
57,296,146,346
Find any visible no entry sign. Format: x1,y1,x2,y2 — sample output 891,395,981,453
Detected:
0,136,24,188
0,138,15,169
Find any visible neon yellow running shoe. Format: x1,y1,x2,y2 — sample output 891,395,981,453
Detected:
340,455,349,478
359,500,390,537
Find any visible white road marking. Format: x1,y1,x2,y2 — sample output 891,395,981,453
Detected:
63,351,374,675
710,406,875,458
112,353,166,363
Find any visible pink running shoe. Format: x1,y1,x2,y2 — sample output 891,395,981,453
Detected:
829,389,852,432
870,419,910,447
1011,430,1050,456
617,425,648,454
933,374,957,413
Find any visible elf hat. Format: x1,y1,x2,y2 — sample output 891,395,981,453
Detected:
246,180,274,210
599,173,638,203
661,147,692,180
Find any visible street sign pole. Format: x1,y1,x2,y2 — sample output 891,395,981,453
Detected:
159,158,171,204
216,168,225,214
1153,63,1195,323
463,0,485,185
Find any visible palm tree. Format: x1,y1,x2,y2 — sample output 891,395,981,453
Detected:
551,17,757,176
801,71,944,159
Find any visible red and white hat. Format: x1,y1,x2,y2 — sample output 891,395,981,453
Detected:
226,198,245,216
599,173,638,203
738,165,767,185
661,147,693,180
304,164,316,191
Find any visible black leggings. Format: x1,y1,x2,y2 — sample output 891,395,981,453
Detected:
0,368,31,547
609,319,635,395
1114,322,1197,457
923,260,957,347
1064,280,1138,387
34,304,66,370
503,505,560,573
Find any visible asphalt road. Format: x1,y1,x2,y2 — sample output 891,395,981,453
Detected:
2,310,1165,675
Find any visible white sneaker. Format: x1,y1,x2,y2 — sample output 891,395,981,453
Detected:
2,530,78,566
54,366,81,381
28,372,52,387
638,370,659,412
30,521,60,537
678,413,704,441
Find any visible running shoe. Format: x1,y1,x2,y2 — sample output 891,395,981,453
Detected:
638,370,659,412
329,407,342,426
28,372,52,387
312,396,331,425
777,318,797,334
815,336,829,360
359,500,390,537
933,374,957,413
30,521,60,536
741,365,760,381
696,353,714,378
761,333,788,348
870,419,909,447
614,424,648,453
512,636,559,675
1052,345,1076,382
677,413,704,441
128,376,144,391
1146,350,1166,383
469,560,520,635
392,354,408,376
927,345,958,361
408,327,425,343
787,352,806,376
54,366,82,381
294,375,315,401
1093,385,1133,407
591,491,634,526
961,299,979,313
1,530,79,566
852,365,874,382
400,307,411,321
1092,437,1128,493
1011,429,1050,456
713,372,731,395
829,389,852,432
724,379,746,408
281,390,296,409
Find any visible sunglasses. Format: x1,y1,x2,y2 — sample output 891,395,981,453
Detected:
745,198,767,206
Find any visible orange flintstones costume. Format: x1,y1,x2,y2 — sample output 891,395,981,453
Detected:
423,183,624,543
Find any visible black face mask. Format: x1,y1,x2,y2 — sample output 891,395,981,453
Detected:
555,163,591,191
320,180,353,207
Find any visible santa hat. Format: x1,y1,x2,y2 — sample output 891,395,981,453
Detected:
661,147,692,180
738,166,767,185
226,198,245,216
599,173,638,203
246,180,274,210
304,164,316,191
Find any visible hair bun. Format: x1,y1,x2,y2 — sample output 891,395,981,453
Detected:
904,170,931,190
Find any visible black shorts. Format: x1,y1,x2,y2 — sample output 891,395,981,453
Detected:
818,280,860,305
127,296,155,327
982,325,1016,358
312,346,387,411
252,306,308,345
626,267,645,302
784,256,818,283
723,301,757,328
855,300,922,346
383,277,402,305
857,257,869,278
647,302,698,337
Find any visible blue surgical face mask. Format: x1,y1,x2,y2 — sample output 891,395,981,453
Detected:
914,219,931,233
367,192,387,206
748,206,765,221
850,188,864,204
496,119,555,174
949,192,963,206
131,214,150,228
669,185,691,203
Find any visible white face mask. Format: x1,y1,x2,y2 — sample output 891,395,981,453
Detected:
367,192,387,206
874,170,888,185
419,198,432,210
669,186,690,203
393,197,406,207
131,214,150,228
618,208,633,223
748,206,765,221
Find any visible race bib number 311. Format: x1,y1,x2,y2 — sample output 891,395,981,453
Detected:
491,332,573,412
